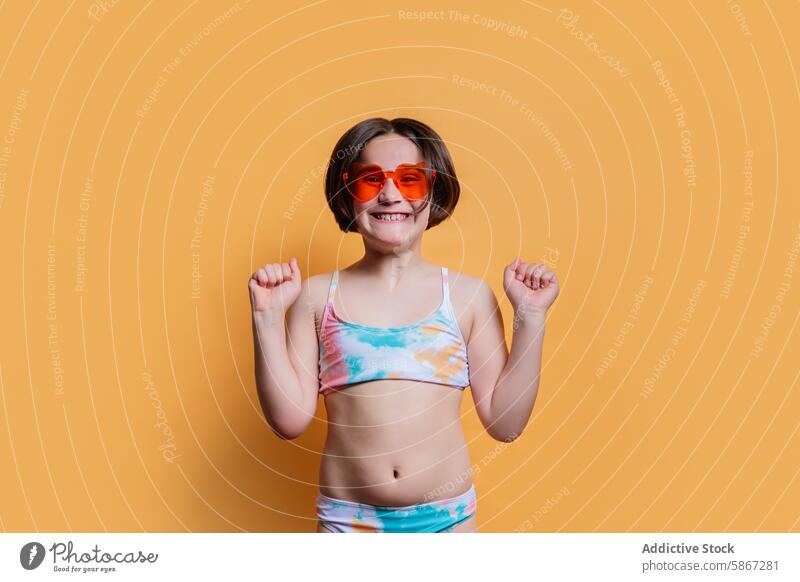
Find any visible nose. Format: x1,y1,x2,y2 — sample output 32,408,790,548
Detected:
376,176,403,203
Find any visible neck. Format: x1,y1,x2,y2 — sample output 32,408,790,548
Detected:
352,239,427,285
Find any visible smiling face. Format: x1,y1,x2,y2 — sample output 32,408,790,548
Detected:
349,133,432,252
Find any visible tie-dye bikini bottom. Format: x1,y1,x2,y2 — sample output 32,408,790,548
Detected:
316,484,477,533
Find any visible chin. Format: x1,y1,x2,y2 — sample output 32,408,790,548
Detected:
362,228,416,249
371,235,411,249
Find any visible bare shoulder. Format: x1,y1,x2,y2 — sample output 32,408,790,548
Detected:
447,269,496,301
302,271,334,295
295,271,334,322
446,270,499,338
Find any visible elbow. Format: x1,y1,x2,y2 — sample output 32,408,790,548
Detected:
487,426,523,443
270,424,306,440
272,428,303,440
267,416,310,440
485,405,527,442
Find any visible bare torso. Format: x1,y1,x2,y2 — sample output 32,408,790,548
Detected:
312,262,476,530
319,381,472,504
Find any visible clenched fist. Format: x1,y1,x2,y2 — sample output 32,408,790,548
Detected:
503,256,559,315
248,257,301,314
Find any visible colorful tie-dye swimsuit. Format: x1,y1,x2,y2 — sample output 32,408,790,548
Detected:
316,484,477,533
317,266,470,395
316,266,476,532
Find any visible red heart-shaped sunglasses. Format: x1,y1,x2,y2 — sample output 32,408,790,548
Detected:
343,162,436,202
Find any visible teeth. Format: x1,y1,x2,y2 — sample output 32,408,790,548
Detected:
373,213,408,221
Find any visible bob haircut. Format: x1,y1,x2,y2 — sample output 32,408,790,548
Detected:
324,117,460,233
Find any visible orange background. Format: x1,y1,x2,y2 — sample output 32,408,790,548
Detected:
0,0,798,532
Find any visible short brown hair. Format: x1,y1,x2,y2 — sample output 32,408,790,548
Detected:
324,117,460,233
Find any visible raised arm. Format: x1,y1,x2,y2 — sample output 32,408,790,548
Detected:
467,258,559,442
249,258,319,440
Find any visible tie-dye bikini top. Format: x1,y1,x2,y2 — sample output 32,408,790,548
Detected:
318,267,470,395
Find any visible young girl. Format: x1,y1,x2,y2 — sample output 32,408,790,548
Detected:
248,117,559,533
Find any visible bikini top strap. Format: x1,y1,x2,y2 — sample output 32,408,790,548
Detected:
440,267,464,340
327,270,338,305
320,270,338,331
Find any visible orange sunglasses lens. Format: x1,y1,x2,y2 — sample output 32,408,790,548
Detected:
344,163,434,202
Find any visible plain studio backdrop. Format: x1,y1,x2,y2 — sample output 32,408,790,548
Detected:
0,0,798,533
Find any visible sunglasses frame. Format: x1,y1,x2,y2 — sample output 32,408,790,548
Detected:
342,161,437,202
